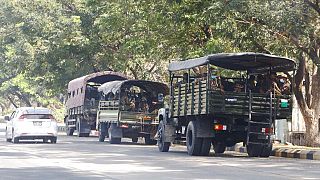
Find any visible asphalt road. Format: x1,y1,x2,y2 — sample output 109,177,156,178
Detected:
1,123,320,180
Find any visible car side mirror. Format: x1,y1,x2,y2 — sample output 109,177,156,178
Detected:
4,116,10,121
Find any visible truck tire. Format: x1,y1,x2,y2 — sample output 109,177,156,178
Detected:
98,123,107,142
50,137,57,144
247,144,262,157
200,138,212,156
77,120,89,137
108,123,122,144
109,136,121,144
157,121,170,152
132,137,138,143
186,121,202,156
145,135,157,145
66,127,74,136
260,143,273,157
212,141,226,154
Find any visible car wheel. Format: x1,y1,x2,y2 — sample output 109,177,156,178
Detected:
13,137,19,144
5,129,12,142
51,137,57,144
43,138,49,143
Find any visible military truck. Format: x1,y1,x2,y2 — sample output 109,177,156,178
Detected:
65,71,127,137
157,52,296,157
96,80,169,144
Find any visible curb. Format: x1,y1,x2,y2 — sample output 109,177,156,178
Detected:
229,143,320,160
176,141,320,160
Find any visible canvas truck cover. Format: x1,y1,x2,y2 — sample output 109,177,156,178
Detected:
98,80,169,97
67,71,127,108
168,52,296,73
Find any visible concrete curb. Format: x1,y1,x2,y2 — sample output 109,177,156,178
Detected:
228,143,320,160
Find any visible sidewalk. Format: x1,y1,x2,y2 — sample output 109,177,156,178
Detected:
228,143,320,160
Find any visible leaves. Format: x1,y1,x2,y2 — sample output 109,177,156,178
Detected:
0,0,319,124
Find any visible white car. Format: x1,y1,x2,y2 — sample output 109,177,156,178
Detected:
5,107,58,143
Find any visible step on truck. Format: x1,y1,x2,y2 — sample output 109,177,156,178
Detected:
96,80,169,144
65,71,127,137
157,52,296,157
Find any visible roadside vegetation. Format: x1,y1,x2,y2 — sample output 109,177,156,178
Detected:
0,0,319,146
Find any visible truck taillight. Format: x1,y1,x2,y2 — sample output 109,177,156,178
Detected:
214,124,227,131
262,127,273,134
120,124,129,128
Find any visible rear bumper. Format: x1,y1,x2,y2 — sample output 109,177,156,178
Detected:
14,127,58,139
17,135,57,140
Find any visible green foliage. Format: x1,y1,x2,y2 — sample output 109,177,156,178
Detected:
0,0,318,123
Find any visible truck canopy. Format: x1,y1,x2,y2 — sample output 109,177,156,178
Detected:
98,80,169,96
168,52,296,73
66,71,127,108
68,71,127,91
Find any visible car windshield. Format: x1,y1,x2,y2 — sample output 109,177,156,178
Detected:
22,114,52,119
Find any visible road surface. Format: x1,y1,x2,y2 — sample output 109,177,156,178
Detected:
0,123,319,180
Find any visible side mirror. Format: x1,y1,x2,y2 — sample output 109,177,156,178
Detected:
4,116,10,121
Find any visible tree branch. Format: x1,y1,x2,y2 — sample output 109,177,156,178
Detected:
148,62,157,73
7,96,18,108
304,0,320,16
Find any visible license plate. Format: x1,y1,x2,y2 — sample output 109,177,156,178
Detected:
33,121,42,126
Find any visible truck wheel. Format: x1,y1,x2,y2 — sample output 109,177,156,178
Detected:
145,135,157,145
109,136,121,144
77,120,89,137
98,123,107,142
132,137,138,143
212,141,226,154
260,143,273,157
247,144,262,157
200,138,211,156
66,127,74,136
50,137,57,144
157,121,170,152
108,123,121,144
186,121,202,156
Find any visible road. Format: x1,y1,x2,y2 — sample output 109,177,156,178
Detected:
0,124,320,180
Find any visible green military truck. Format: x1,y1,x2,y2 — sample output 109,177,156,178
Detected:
156,52,296,157
65,71,127,137
96,80,169,144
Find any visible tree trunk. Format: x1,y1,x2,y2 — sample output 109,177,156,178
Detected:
294,55,320,147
